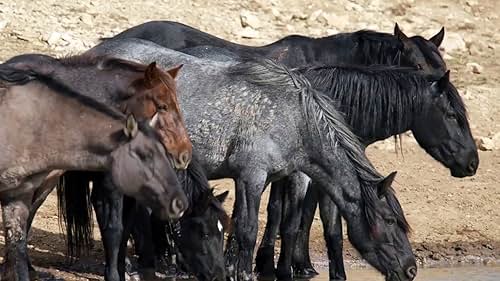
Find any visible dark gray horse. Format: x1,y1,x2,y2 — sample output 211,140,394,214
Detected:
0,64,187,280
181,40,477,280
85,38,417,281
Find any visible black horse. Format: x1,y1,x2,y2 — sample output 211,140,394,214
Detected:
103,21,446,76
59,154,230,281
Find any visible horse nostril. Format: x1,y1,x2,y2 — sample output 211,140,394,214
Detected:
406,266,417,280
467,159,477,173
171,197,186,218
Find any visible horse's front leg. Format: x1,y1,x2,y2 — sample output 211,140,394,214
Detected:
90,176,124,281
255,181,283,278
275,173,308,281
292,183,319,278
0,173,47,281
225,169,267,281
25,170,63,280
318,187,346,281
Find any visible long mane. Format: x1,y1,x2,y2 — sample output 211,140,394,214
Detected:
228,59,410,232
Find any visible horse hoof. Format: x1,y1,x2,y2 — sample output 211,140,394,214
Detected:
255,247,276,279
293,266,319,278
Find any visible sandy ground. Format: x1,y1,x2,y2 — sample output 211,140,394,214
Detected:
0,0,499,280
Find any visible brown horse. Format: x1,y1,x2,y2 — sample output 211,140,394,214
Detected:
0,63,189,281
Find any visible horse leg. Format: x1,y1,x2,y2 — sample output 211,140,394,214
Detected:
131,205,156,279
225,169,267,281
117,196,140,281
318,189,346,281
25,170,63,279
254,180,283,278
292,183,319,278
275,173,308,281
90,176,123,281
0,173,47,281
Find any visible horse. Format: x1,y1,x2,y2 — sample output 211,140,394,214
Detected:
3,53,193,280
163,33,477,280
129,155,231,281
271,64,476,280
102,21,446,76
0,63,188,281
85,38,417,281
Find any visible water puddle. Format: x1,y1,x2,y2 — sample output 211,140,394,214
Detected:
310,266,500,281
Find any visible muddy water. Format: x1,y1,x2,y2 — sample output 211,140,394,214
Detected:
312,266,500,281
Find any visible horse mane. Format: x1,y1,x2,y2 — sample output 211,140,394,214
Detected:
176,154,230,227
335,30,403,66
228,59,410,233
0,64,124,120
298,64,427,139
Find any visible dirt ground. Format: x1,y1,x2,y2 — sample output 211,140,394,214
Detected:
0,0,499,280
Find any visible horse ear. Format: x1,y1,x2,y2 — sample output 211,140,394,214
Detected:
124,114,139,139
378,171,397,197
215,190,229,203
144,61,161,88
149,111,160,128
429,27,445,48
167,64,183,79
394,23,409,41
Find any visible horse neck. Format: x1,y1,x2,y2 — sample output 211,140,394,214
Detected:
49,64,125,107
15,83,123,172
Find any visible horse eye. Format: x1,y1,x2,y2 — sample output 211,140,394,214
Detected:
386,218,396,226
417,64,423,70
158,104,168,111
447,113,457,120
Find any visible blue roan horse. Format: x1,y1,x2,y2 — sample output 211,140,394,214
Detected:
81,38,418,281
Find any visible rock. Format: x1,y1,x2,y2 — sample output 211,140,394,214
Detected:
476,137,494,151
240,10,262,29
440,32,467,53
79,14,93,25
45,31,61,46
491,132,500,149
237,27,260,39
323,13,348,30
466,62,483,74
0,20,8,31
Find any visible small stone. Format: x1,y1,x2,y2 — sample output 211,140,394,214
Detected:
440,32,467,53
240,10,262,29
466,62,483,74
491,132,500,149
79,14,93,25
45,31,61,46
237,27,260,39
0,20,8,31
476,137,494,151
323,13,348,30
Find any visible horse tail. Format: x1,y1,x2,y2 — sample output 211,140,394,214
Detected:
56,171,94,260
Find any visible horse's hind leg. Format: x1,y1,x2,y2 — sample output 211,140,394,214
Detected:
254,180,283,278
91,175,124,281
318,192,346,281
292,183,319,278
275,173,308,281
